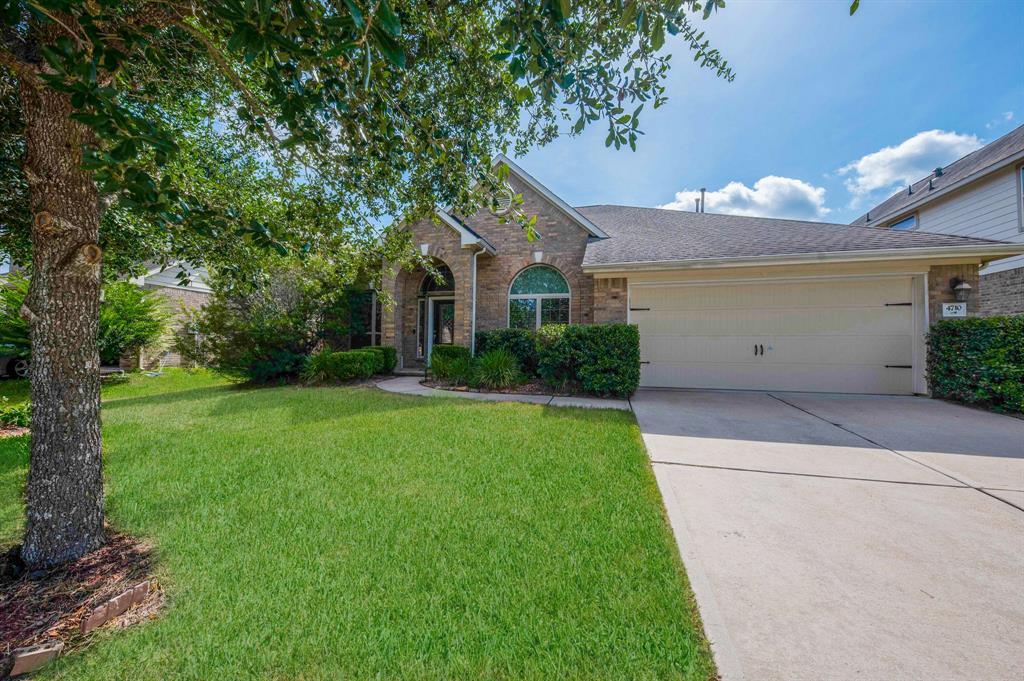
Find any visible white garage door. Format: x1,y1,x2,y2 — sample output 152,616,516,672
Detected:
631,277,916,394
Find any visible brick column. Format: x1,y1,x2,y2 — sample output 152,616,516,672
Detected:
928,264,979,324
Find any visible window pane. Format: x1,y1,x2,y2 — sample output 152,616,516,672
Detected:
540,297,569,326
510,265,569,295
509,299,536,329
416,300,426,357
889,215,916,230
420,265,455,294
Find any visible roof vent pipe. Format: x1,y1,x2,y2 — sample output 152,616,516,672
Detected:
700,188,706,213
907,184,913,195
694,198,701,212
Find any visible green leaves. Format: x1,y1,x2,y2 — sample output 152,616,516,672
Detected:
850,0,861,15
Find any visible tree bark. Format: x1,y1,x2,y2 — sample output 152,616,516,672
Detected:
18,78,106,568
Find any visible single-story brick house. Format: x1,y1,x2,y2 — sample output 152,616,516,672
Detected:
124,262,211,369
374,156,1023,395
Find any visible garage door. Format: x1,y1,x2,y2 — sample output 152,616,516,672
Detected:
631,277,916,394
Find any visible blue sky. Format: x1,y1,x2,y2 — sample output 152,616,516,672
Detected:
519,0,1024,224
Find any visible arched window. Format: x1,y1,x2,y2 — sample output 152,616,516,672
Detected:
508,265,570,329
419,265,455,294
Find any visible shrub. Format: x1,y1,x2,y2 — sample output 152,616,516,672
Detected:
335,350,379,379
0,275,172,367
0,274,31,360
473,349,521,390
927,316,1024,413
98,282,172,365
535,324,572,387
431,344,471,364
537,323,640,398
192,266,350,383
363,346,397,373
0,397,30,428
475,328,537,373
302,348,380,383
430,345,473,383
302,348,336,383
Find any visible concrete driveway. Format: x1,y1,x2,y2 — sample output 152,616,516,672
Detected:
633,389,1024,681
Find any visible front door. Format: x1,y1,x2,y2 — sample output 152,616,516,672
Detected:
427,298,455,362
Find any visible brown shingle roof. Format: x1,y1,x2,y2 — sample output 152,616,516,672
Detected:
578,205,1008,267
851,124,1024,226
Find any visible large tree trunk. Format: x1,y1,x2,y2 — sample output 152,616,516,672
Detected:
18,80,106,569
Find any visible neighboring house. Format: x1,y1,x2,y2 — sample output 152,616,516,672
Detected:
852,124,1024,315
127,262,212,368
372,155,1023,395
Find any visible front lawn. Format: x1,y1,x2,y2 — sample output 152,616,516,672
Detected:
0,371,713,680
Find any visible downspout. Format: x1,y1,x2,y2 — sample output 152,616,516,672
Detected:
471,248,482,355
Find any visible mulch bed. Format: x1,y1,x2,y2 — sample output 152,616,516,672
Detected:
0,427,28,439
422,378,579,396
0,531,163,673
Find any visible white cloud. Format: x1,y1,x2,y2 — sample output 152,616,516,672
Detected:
659,176,830,221
838,130,982,199
987,111,1014,129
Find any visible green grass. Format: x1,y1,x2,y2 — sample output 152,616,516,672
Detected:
1,370,713,680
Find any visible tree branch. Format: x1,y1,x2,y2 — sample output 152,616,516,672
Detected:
173,20,281,149
0,46,38,83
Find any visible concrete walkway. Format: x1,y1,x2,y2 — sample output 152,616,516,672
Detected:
376,376,631,410
634,389,1024,681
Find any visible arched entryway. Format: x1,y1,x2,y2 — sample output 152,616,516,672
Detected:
394,258,459,367
417,263,456,362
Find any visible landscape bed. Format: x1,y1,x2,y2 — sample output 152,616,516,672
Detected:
0,370,714,680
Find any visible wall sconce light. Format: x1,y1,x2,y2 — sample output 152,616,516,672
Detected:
949,277,972,303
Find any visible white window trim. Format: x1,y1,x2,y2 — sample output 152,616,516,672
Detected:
506,265,571,329
888,213,918,231
1018,165,1023,233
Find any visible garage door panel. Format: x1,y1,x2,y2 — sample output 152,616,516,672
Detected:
642,335,912,366
641,362,912,394
633,277,916,394
631,279,913,310
634,308,912,336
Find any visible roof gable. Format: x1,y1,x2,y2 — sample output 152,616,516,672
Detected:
492,154,608,239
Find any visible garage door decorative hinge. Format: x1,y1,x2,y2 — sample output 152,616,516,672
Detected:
629,307,650,311
885,365,912,369
884,302,912,306
640,361,651,365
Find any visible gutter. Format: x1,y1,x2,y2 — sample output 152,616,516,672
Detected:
582,243,1024,274
470,248,482,355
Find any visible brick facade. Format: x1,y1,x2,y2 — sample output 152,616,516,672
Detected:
119,285,210,370
979,266,1024,316
384,175,605,368
927,264,980,324
593,277,628,323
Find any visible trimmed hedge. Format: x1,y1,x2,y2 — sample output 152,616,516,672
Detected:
302,347,391,383
364,346,397,373
475,328,537,373
927,316,1023,413
431,344,472,364
536,324,640,398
